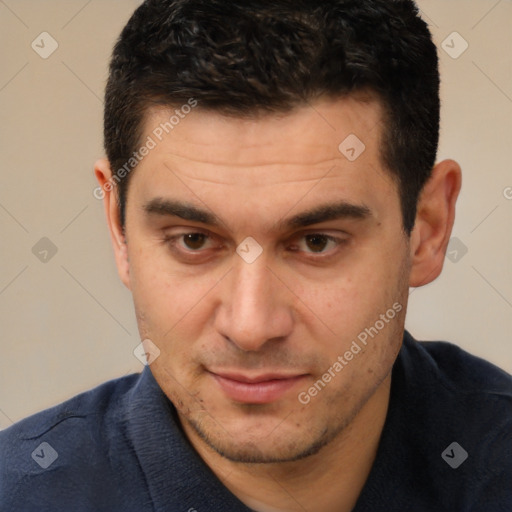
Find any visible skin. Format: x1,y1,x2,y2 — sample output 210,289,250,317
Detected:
95,95,461,512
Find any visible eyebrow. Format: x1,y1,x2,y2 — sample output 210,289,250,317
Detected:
143,198,372,231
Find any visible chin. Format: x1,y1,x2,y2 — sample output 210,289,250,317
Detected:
181,410,342,464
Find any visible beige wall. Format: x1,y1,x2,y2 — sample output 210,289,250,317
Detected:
0,0,511,428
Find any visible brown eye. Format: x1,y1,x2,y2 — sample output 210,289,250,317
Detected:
289,232,348,257
182,233,208,250
304,234,330,253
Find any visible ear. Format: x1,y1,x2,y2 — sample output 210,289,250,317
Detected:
94,158,131,290
409,159,462,287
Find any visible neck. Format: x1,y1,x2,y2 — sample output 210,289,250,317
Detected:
181,375,391,512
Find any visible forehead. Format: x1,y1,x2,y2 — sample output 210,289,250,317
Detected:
127,96,399,232
142,94,384,170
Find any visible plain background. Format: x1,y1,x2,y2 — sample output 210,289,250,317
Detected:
0,0,511,428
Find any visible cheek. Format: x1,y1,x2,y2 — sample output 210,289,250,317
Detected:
294,262,389,329
128,245,223,346
128,247,183,334
297,248,404,359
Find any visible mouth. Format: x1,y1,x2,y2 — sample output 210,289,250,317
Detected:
207,370,309,404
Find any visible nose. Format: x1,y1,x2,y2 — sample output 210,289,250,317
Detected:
213,255,294,352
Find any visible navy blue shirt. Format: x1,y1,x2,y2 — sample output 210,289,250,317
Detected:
1,331,511,511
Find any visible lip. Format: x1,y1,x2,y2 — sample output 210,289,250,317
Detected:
209,371,308,404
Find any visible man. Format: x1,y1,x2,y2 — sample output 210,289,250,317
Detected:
1,0,510,510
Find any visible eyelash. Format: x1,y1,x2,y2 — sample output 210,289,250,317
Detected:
162,231,349,261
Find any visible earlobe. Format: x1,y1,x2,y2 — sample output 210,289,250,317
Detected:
409,159,462,287
94,159,131,290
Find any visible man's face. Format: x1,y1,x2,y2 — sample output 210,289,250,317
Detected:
122,96,410,463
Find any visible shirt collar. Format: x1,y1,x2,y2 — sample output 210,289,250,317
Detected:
125,366,253,512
